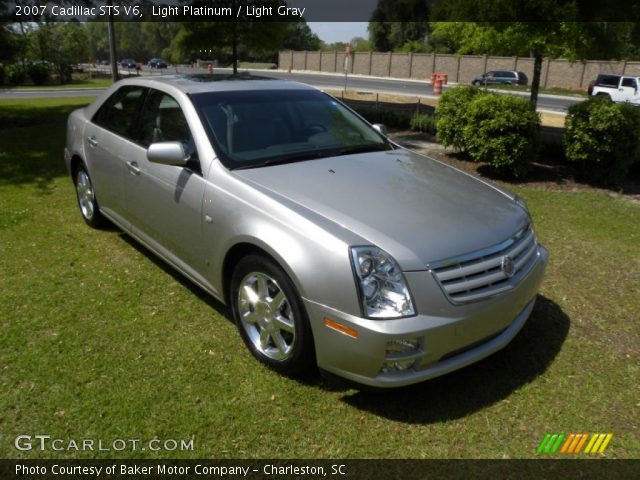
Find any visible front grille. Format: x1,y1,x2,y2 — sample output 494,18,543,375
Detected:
430,225,538,303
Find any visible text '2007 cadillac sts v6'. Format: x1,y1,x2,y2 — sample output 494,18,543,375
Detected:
65,74,548,388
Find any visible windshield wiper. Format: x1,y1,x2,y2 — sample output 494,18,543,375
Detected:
233,150,328,170
232,144,391,170
333,144,391,156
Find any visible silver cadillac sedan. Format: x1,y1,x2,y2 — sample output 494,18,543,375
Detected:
65,74,548,388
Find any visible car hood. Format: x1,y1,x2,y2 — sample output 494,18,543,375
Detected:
233,149,529,271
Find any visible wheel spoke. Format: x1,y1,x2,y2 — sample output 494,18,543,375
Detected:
259,328,271,349
240,284,259,306
269,291,285,310
273,314,295,333
242,310,261,324
271,331,289,355
256,274,268,300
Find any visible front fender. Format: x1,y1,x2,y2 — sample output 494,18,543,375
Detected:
203,171,363,316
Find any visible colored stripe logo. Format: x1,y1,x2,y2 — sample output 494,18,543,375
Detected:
537,433,613,454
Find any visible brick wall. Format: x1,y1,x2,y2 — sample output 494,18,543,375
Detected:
279,51,640,88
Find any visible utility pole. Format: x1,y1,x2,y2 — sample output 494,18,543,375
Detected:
343,42,350,93
107,0,118,82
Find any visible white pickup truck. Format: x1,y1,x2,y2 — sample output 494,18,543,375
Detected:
589,74,640,105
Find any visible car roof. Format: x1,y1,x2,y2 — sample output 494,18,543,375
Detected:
116,73,318,94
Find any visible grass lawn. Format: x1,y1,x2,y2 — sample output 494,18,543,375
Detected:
235,62,278,70
9,78,113,90
475,84,589,98
0,98,638,460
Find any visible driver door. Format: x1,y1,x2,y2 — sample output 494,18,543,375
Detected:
123,89,209,284
618,77,640,104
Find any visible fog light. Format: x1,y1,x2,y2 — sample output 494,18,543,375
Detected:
386,338,420,355
380,338,421,374
381,359,416,373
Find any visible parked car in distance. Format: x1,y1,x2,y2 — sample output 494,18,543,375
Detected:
65,74,548,388
472,70,528,86
148,58,168,69
590,73,640,105
120,58,138,69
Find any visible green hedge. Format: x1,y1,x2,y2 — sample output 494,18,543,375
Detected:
462,94,540,178
563,97,640,185
435,85,480,151
436,86,540,178
410,112,436,134
6,64,26,85
351,105,412,130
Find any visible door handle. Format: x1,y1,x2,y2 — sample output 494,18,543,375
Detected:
87,136,98,147
126,161,141,175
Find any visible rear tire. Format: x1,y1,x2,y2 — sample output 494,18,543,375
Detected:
74,164,106,228
230,255,315,375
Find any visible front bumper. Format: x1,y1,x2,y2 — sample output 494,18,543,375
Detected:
304,245,548,388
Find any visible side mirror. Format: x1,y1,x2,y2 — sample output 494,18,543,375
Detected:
147,142,188,167
372,124,387,136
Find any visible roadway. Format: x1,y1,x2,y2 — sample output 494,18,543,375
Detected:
0,66,583,113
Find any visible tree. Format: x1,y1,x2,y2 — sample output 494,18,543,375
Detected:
368,0,430,51
176,1,288,72
30,22,89,83
85,22,109,62
282,21,321,51
0,22,18,64
427,0,613,106
350,37,373,52
142,23,182,62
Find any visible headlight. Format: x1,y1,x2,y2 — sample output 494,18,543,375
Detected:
350,246,416,319
514,194,536,231
514,194,529,212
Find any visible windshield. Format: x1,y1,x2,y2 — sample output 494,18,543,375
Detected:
191,89,391,169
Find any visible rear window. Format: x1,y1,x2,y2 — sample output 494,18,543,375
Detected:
92,86,147,139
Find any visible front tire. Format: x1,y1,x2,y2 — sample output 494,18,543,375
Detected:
74,164,106,228
230,255,315,375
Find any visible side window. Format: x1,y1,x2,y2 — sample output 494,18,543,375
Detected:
138,90,193,152
93,86,147,139
621,77,637,89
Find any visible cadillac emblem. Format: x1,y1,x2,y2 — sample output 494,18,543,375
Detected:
501,256,515,278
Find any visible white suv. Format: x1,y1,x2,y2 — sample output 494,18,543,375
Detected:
589,74,640,105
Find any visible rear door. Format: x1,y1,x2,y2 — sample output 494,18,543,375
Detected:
84,85,147,225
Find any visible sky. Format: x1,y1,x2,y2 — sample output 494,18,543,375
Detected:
308,22,369,44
